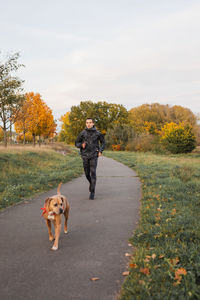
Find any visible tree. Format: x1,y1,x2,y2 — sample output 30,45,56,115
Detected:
61,101,129,142
105,124,136,150
0,52,25,146
14,97,30,144
160,122,196,154
15,92,56,145
129,103,197,135
129,103,170,134
169,105,197,127
41,105,57,142
17,132,33,143
92,102,129,133
59,112,74,144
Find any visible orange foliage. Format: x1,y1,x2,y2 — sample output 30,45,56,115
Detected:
14,92,56,142
174,268,187,285
0,127,4,141
139,267,150,275
112,144,121,151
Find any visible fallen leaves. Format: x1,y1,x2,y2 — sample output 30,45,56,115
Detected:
170,257,179,266
171,208,176,216
174,268,187,285
129,263,138,269
122,271,130,276
90,277,100,281
151,253,156,260
175,268,187,276
139,268,150,275
156,207,162,212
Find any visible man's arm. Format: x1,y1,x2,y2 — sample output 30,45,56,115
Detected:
75,133,83,148
99,133,106,153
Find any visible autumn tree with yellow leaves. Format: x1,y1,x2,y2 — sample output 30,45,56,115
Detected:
14,96,30,144
14,92,56,145
129,103,197,135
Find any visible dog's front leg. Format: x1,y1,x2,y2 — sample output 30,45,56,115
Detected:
46,219,54,241
64,209,69,234
52,219,61,251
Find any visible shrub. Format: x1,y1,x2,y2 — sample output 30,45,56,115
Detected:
105,124,135,150
160,122,196,154
112,144,121,151
126,134,165,153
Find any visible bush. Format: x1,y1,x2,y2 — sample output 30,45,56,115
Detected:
105,124,135,150
160,122,196,154
112,144,121,151
126,134,165,153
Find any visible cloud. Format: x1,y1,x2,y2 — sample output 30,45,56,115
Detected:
2,0,200,117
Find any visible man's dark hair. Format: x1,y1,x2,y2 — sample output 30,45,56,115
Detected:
86,118,94,122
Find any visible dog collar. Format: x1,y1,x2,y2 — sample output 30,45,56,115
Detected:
41,206,47,216
41,206,56,217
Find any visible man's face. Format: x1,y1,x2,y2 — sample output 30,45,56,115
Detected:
86,119,94,129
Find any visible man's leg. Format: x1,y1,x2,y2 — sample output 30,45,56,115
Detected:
82,157,91,183
89,157,98,195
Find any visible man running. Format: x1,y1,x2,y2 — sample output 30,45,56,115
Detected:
75,118,105,199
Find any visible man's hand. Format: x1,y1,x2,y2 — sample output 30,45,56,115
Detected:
98,152,102,157
82,142,86,149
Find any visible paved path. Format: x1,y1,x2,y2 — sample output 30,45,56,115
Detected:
0,156,141,300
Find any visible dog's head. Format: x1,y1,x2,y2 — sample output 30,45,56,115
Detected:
45,196,64,215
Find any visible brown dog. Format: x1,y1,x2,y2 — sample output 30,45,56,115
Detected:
41,183,70,250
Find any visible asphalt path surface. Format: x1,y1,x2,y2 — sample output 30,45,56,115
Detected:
0,156,141,300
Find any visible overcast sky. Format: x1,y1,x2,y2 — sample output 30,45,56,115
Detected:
1,0,200,122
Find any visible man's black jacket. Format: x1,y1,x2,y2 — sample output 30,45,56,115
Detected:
75,126,105,158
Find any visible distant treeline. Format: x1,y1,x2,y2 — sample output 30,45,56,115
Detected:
1,52,199,153
59,101,199,154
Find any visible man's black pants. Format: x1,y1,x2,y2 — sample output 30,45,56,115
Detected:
82,156,98,193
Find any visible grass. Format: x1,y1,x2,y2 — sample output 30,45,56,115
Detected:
104,151,200,300
0,144,83,210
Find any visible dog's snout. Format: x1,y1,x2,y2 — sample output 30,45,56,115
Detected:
59,208,63,214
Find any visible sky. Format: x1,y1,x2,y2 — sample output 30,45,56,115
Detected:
1,0,200,124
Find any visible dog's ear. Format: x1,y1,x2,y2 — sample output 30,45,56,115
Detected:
45,197,52,211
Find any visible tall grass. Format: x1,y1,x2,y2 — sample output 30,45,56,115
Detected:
105,151,200,299
0,145,83,209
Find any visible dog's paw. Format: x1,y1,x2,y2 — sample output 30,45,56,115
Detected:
49,236,54,241
64,230,68,234
51,245,58,251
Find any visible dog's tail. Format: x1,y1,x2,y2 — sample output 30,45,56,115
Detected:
57,182,62,195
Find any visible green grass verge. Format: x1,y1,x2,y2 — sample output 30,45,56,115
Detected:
105,151,200,300
0,147,83,210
